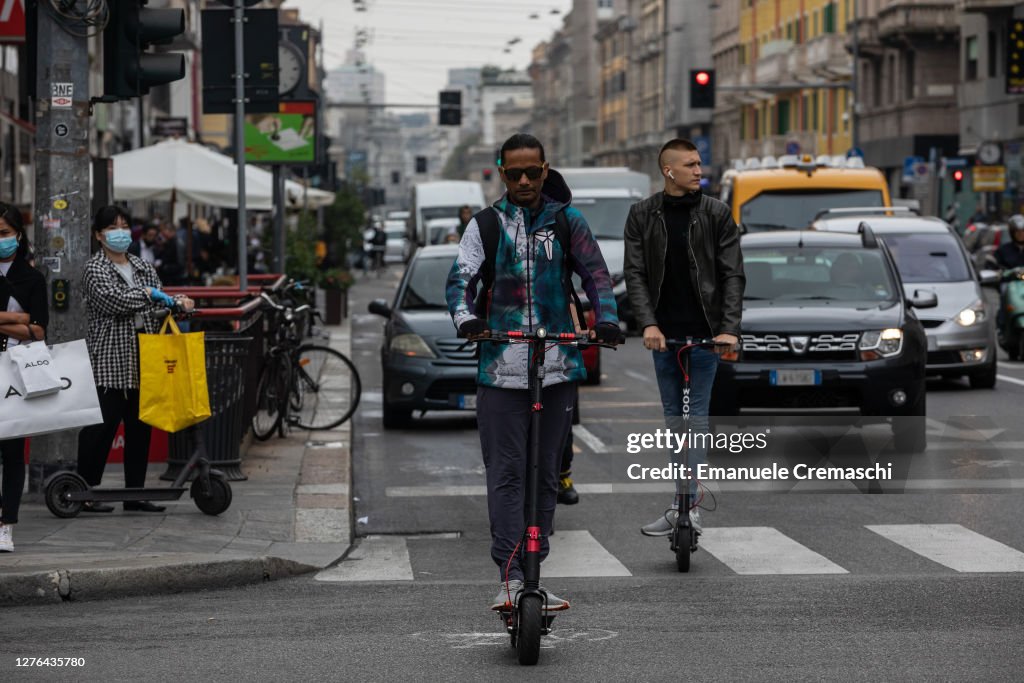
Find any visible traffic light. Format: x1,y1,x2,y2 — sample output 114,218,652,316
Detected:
690,69,715,109
104,0,186,99
415,156,427,174
439,90,462,126
952,169,964,193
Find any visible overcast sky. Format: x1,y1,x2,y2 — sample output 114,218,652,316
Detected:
282,0,572,108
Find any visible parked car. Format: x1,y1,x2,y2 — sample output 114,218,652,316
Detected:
812,211,999,388
368,244,476,428
383,220,411,264
711,228,932,451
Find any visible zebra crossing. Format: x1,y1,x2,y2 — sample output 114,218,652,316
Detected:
315,523,1024,582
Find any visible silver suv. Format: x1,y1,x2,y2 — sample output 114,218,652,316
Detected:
813,208,999,388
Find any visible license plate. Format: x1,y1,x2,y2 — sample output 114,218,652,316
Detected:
770,369,821,386
456,394,477,410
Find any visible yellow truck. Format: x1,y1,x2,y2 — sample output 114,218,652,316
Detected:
720,155,891,232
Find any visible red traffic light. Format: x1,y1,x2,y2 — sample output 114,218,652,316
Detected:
694,71,711,86
952,169,964,181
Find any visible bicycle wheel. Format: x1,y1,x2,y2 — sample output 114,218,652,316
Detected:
291,345,362,430
252,354,289,440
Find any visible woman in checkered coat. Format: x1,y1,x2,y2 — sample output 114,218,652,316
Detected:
75,206,194,513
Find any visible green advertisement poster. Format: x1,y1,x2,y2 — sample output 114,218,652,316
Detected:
244,101,317,164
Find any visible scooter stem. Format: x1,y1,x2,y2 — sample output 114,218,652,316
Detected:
523,338,544,590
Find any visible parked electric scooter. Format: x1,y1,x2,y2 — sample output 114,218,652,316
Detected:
41,306,233,518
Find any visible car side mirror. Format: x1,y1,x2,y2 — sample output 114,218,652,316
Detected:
978,269,1000,287
909,290,938,309
368,299,392,317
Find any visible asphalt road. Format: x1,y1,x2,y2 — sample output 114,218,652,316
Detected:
5,269,1023,680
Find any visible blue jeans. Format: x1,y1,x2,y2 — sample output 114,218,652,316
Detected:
652,347,719,498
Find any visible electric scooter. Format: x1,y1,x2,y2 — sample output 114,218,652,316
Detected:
41,306,233,518
996,266,1024,360
479,328,618,665
665,338,718,573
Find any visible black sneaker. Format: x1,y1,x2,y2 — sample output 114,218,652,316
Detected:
557,475,579,505
82,501,114,513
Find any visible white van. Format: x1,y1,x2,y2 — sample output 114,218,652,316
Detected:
409,181,486,246
559,167,651,331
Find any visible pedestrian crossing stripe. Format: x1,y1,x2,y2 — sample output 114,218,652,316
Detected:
699,527,849,574
866,524,1024,572
313,525,1024,582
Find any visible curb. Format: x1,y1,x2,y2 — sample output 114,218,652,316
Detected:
0,556,318,607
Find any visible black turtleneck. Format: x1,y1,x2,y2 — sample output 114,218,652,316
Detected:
655,191,711,340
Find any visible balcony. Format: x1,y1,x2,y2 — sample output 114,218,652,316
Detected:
805,33,853,78
878,2,958,40
959,0,1019,12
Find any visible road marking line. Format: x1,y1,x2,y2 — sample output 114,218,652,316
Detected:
572,425,612,453
866,524,1024,572
315,536,414,581
624,370,650,383
997,374,1024,387
542,530,632,577
579,401,662,409
700,527,848,575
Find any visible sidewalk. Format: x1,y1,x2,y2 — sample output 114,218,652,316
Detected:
0,318,355,607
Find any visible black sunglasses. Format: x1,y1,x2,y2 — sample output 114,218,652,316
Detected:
502,166,545,182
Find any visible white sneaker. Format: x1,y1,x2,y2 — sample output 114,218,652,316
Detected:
0,524,13,552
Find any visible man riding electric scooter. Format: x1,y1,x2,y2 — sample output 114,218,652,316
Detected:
995,215,1024,358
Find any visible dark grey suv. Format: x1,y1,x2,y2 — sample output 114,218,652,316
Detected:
368,244,476,428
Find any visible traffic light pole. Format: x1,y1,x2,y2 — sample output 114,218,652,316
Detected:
30,3,92,490
272,165,285,273
233,0,249,289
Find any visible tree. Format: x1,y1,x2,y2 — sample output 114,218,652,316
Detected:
322,182,367,269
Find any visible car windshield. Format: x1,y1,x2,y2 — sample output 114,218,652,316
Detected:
742,190,885,230
883,232,971,283
742,246,898,303
421,206,473,223
572,197,636,239
400,257,452,310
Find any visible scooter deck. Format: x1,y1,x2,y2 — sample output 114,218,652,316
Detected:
68,487,187,503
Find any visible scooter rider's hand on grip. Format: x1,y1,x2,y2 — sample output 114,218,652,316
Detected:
589,322,622,347
149,288,176,308
458,318,491,340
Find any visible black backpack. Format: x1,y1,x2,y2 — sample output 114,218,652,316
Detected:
472,207,587,330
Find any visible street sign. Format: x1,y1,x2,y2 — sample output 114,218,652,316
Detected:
1008,22,1024,94
244,100,317,164
693,135,712,167
0,0,25,43
152,117,188,138
846,147,865,159
786,140,801,155
973,165,1007,192
945,157,968,168
902,156,924,183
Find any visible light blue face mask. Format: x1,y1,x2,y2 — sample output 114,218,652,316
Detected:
0,235,17,259
104,229,132,253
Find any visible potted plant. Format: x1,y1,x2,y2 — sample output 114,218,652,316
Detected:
319,267,353,324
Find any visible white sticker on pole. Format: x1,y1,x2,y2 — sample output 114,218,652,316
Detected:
51,83,73,108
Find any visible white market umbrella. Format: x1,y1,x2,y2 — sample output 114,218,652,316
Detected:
112,138,275,210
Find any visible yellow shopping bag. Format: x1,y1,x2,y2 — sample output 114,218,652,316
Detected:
138,316,211,433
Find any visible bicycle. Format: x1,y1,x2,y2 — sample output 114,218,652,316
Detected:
662,337,721,572
477,328,620,665
251,291,362,440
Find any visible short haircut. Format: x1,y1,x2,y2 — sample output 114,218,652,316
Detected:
499,133,545,165
658,138,699,168
0,201,29,261
93,205,131,234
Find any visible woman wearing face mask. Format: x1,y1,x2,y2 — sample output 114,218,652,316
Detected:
76,205,194,513
0,202,47,552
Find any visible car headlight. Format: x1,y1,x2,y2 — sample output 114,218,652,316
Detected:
955,300,986,327
391,333,437,358
859,328,903,360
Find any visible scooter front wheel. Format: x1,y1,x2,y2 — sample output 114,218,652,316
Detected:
516,594,543,665
44,472,88,519
191,474,233,515
675,524,692,573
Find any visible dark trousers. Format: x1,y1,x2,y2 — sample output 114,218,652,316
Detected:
477,381,576,582
0,438,26,524
76,387,152,488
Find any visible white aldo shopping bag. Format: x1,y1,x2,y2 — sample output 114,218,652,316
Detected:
0,339,103,439
7,342,63,398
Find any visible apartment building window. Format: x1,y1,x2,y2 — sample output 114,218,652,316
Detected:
905,51,915,100
966,36,979,81
989,31,998,78
598,0,613,9
888,55,896,104
823,3,836,34
872,62,882,106
777,100,790,135
812,92,819,129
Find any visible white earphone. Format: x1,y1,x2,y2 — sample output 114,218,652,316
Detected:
667,169,676,180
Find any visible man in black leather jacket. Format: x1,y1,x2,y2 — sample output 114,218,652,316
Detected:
624,138,745,537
